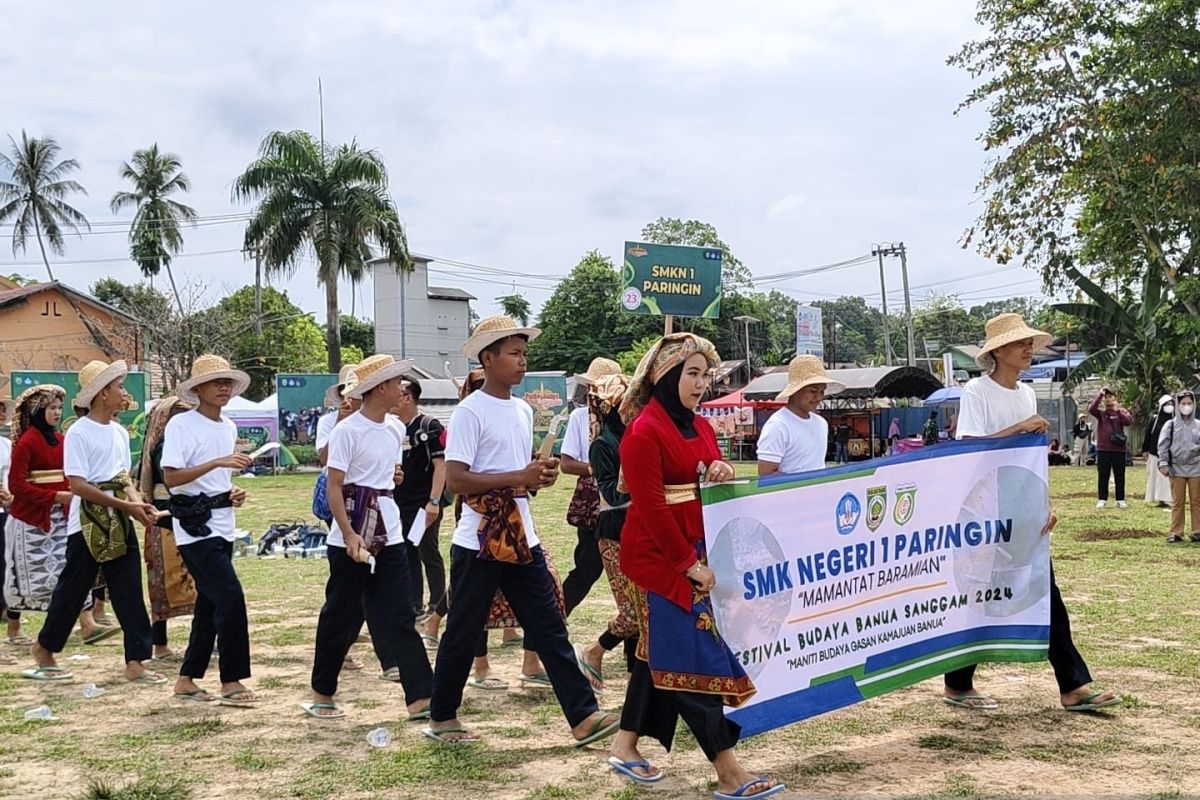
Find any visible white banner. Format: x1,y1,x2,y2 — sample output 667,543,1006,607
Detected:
795,305,824,358
702,436,1051,736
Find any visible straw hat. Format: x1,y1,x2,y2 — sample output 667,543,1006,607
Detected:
344,354,414,400
576,357,622,387
776,354,846,401
977,313,1053,368
74,360,129,410
177,354,251,404
325,362,360,407
462,315,540,361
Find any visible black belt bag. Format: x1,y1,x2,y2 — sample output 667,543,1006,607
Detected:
168,491,233,539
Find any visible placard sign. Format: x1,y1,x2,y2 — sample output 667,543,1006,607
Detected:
620,241,723,318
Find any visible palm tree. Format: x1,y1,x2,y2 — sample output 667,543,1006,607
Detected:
110,144,197,316
0,132,90,282
498,293,531,325
233,130,410,372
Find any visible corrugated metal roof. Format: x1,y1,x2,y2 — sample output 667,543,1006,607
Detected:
427,286,475,301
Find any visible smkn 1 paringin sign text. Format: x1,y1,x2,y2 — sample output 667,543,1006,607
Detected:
620,241,723,319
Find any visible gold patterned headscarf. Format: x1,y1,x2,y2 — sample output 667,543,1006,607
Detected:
138,397,195,498
619,333,719,423
587,373,630,440
11,384,66,443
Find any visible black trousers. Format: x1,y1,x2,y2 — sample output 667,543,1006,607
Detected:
945,562,1092,696
561,526,603,617
1096,451,1127,501
312,543,432,703
620,658,740,762
37,526,152,664
399,505,446,614
431,545,596,726
178,537,251,684
152,620,168,647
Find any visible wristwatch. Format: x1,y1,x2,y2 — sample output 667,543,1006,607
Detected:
428,496,442,507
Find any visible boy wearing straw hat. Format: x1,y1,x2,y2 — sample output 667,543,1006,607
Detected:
305,354,433,720
757,355,844,476
29,360,164,685
944,313,1119,713
425,316,618,746
162,355,259,706
316,363,359,466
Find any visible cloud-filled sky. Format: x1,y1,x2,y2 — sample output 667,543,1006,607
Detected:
0,1,1046,324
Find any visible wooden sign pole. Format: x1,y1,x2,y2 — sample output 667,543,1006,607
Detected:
664,314,674,335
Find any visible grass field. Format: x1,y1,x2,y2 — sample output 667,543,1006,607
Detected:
1,464,1198,799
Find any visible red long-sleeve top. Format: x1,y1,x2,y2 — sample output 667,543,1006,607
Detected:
9,428,69,531
619,396,720,610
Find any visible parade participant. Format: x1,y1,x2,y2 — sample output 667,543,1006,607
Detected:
391,376,447,618
1143,395,1174,508
1159,390,1200,543
614,332,782,797
163,356,258,705
1090,387,1133,508
304,355,432,720
946,313,1119,712
0,397,15,656
316,363,359,468
757,355,844,476
425,316,617,746
28,360,162,684
560,357,622,616
137,396,198,663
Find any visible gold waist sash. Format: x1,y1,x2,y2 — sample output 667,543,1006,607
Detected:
28,470,66,485
663,483,700,506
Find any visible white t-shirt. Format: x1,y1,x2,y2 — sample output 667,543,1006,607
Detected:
63,416,132,535
560,406,590,463
315,411,338,451
445,391,540,551
325,411,405,548
756,407,829,474
955,375,1036,439
160,410,239,545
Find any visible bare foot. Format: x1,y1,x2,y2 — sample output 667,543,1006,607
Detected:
30,641,56,668
1061,686,1119,709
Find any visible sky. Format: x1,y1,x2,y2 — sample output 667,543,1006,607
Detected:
0,1,1048,326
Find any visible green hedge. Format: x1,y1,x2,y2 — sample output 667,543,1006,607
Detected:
289,444,319,466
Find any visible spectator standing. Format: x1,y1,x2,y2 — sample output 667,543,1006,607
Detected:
922,411,940,446
834,417,851,464
1142,395,1174,507
1071,413,1092,467
1089,388,1133,508
1159,390,1200,543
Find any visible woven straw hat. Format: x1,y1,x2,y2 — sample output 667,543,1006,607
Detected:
462,315,540,361
74,360,129,410
977,313,1052,368
177,354,251,404
344,354,414,400
776,354,846,401
325,362,360,406
577,357,622,387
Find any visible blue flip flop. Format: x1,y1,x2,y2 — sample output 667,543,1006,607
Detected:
713,777,786,799
608,756,664,784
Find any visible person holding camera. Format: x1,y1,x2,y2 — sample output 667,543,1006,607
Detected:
1089,388,1133,508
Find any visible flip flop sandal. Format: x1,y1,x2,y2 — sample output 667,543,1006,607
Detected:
573,713,620,748
420,726,480,744
379,668,403,683
22,666,73,682
421,634,440,651
942,692,998,710
1064,691,1121,712
574,644,605,692
407,706,432,721
6,635,33,646
342,656,364,671
467,676,509,692
500,635,524,648
519,673,552,689
300,702,345,720
83,626,122,646
174,690,218,704
93,616,115,627
608,756,664,784
220,691,262,708
129,670,168,685
713,778,786,799
152,652,185,664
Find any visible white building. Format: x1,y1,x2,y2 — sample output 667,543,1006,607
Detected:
373,255,474,376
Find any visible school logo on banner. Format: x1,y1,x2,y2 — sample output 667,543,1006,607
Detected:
893,484,917,526
866,486,888,531
835,492,861,535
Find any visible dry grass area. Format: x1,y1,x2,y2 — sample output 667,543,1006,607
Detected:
0,466,1198,799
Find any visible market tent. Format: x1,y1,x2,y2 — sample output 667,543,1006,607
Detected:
924,386,963,406
701,388,783,411
743,366,943,401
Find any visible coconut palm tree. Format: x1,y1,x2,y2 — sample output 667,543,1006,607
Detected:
498,293,531,326
0,132,90,282
110,144,197,316
233,130,410,372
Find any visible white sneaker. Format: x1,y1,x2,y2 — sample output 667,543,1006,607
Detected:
1116,501,1128,509
1096,500,1107,509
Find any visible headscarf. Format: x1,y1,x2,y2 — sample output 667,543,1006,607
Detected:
138,396,195,498
460,368,486,400
652,362,702,438
619,332,719,425
12,385,66,445
587,373,630,441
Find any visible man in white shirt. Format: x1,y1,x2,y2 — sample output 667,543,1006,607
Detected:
943,313,1119,713
757,355,843,477
316,363,359,468
29,360,162,685
425,316,618,747
305,355,433,720
163,355,257,707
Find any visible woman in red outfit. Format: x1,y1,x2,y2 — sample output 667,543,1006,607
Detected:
613,333,784,800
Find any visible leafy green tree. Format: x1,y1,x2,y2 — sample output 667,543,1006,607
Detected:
640,217,752,292
498,294,531,325
109,144,196,315
912,294,984,361
5,272,38,287
339,315,375,357
0,132,89,281
233,130,411,373
813,296,887,365
214,286,327,399
616,335,660,374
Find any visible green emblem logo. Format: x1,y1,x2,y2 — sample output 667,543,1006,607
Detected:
866,486,888,531
893,484,917,526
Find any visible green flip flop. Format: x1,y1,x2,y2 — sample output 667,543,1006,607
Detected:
573,713,620,748
174,690,218,704
300,702,345,720
83,626,122,646
22,666,73,682
421,726,480,744
519,672,552,688
1064,691,1121,712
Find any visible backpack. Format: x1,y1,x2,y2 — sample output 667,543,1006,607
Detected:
414,414,453,506
311,471,332,523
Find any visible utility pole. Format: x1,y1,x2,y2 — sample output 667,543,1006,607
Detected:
873,242,916,367
254,250,263,337
734,315,760,381
871,245,893,365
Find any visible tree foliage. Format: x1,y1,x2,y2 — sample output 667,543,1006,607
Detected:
497,294,531,326
339,315,375,358
640,217,753,292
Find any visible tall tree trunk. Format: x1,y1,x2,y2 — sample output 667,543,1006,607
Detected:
32,208,55,282
325,278,342,373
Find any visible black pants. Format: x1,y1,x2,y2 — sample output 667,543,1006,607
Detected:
945,562,1092,696
431,545,597,726
562,526,603,617
621,659,740,762
178,538,251,684
312,544,432,702
152,620,168,647
399,506,446,614
0,511,18,622
37,527,152,664
1096,451,1127,501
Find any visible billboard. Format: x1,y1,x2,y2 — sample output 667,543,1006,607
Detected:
512,374,569,456
796,305,824,359
276,373,337,445
620,241,723,319
12,370,149,462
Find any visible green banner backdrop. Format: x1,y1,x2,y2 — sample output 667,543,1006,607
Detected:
620,241,724,318
11,370,149,462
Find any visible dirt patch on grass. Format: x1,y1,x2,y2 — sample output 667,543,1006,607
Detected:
1076,528,1162,541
